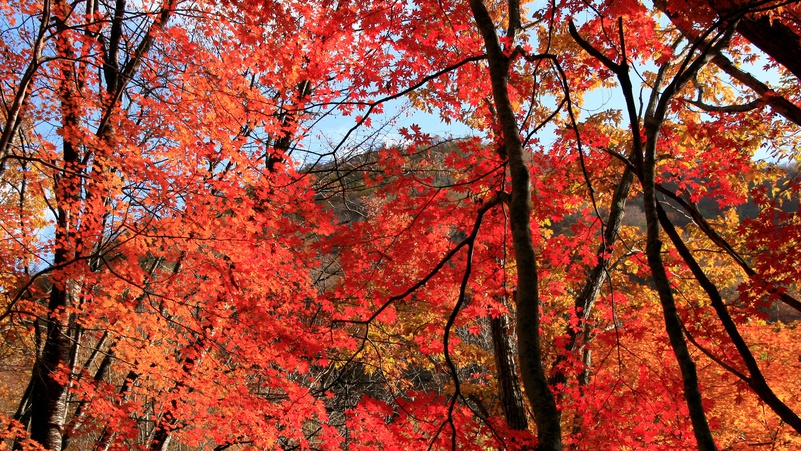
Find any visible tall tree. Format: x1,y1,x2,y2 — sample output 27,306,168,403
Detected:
2,0,801,450
1,0,347,449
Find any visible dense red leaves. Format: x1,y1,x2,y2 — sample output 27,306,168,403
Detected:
2,0,801,449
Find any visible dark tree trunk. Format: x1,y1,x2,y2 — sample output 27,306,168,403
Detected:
735,16,801,82
655,1,801,86
29,288,72,451
550,164,635,397
569,19,722,450
639,40,725,450
467,1,562,449
640,131,718,451
491,315,528,431
27,1,81,447
22,0,176,447
656,203,801,433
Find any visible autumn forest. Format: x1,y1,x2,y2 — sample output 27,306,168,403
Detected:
1,0,801,449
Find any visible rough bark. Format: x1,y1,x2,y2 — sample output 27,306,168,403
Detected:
29,288,72,451
491,315,528,431
27,2,81,448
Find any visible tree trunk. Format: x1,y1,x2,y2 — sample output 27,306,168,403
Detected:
27,1,82,447
641,119,718,451
654,1,801,83
29,289,72,451
734,16,801,81
467,1,562,449
491,315,528,431
656,203,801,433
551,164,635,395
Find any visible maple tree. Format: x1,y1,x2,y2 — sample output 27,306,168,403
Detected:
1,0,801,450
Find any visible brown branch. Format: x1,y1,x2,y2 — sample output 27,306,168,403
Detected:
441,191,495,451
0,0,51,171
711,53,801,127
655,185,801,313
570,16,731,451
686,98,762,113
657,201,801,433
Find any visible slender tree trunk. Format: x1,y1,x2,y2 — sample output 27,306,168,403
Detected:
92,371,138,451
570,19,725,449
641,120,717,451
23,1,177,447
656,204,801,433
551,164,634,393
467,1,562,449
27,2,82,447
148,426,172,451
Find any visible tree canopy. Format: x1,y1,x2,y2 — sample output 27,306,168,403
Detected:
1,0,800,450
